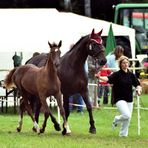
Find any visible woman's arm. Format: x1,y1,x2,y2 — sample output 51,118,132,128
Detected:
95,73,109,82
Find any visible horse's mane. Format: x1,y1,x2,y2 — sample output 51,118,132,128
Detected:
68,35,89,53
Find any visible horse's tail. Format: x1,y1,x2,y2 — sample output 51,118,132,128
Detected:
4,68,17,89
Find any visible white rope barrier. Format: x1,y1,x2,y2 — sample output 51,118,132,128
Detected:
88,83,97,86
0,69,10,72
138,107,148,110
69,103,86,107
1,95,147,109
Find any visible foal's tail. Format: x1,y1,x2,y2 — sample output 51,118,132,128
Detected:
4,68,17,89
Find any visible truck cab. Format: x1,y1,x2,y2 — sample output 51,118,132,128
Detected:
114,3,148,55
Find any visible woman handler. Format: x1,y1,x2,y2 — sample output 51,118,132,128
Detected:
96,56,142,137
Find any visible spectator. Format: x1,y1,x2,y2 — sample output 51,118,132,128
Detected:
87,55,98,105
106,45,124,72
12,52,22,67
25,52,40,64
88,55,96,83
95,64,112,105
69,93,84,113
96,55,142,137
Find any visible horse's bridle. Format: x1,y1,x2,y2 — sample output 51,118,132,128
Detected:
88,39,104,56
88,39,105,72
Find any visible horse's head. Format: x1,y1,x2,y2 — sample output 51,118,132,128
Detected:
87,29,107,70
48,40,62,67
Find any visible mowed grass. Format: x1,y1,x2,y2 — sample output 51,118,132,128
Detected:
0,94,147,148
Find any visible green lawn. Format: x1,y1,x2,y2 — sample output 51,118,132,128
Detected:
0,94,147,148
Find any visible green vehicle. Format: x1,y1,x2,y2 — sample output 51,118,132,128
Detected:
114,3,148,55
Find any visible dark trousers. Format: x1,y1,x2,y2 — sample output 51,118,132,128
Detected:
98,85,110,104
111,86,115,106
69,93,83,112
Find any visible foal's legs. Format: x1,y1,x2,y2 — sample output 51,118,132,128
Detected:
55,93,71,135
48,110,61,131
17,94,40,133
16,97,25,132
81,91,96,134
30,96,42,132
39,96,51,133
28,96,61,132
34,99,41,124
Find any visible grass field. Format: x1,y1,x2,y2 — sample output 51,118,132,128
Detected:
0,94,147,148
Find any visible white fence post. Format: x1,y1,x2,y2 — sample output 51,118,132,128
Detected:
137,95,141,135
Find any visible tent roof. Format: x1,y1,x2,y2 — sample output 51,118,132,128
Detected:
0,9,135,57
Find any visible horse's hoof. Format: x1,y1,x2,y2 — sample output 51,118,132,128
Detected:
62,128,66,135
32,127,37,132
89,127,96,134
62,128,71,136
65,132,71,136
54,123,61,131
40,128,44,133
16,128,21,132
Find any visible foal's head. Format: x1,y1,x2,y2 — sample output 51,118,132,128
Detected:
87,29,107,69
48,40,62,67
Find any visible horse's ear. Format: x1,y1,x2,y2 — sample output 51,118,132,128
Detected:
58,40,62,48
97,29,103,36
90,28,95,38
48,41,52,48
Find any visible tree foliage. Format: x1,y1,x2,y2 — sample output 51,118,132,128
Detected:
0,0,64,10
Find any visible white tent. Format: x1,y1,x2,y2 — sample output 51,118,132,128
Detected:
0,9,135,57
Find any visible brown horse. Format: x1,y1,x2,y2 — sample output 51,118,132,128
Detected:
5,41,71,135
27,29,107,134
